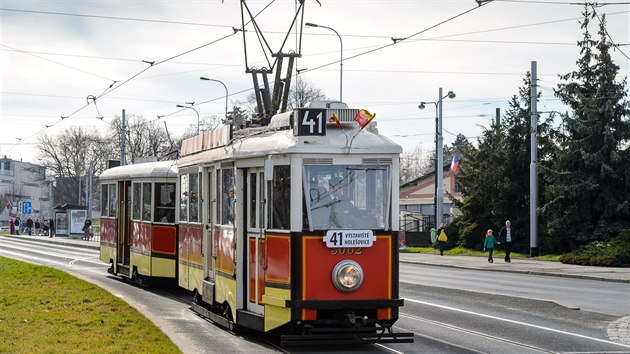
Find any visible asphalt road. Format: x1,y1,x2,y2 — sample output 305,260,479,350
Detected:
399,262,630,316
2,236,629,353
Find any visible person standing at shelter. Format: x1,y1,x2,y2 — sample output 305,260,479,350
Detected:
14,217,21,235
35,219,41,236
9,218,15,235
82,219,92,240
499,220,513,263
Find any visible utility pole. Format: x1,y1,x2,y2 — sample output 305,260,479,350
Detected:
496,108,501,127
436,88,444,227
530,61,539,257
121,109,127,166
87,168,92,218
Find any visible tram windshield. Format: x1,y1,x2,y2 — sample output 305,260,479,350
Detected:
303,164,391,231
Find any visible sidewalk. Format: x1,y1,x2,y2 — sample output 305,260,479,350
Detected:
400,250,630,283
4,233,630,283
2,233,100,251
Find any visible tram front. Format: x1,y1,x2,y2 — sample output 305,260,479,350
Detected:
281,103,413,345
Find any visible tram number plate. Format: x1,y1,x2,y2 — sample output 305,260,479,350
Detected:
324,230,374,248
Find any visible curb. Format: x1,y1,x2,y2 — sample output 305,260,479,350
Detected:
399,258,630,284
2,234,100,251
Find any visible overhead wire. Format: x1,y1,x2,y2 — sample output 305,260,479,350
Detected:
303,1,497,73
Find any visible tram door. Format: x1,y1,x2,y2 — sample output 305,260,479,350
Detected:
204,169,215,283
117,180,131,267
246,169,265,315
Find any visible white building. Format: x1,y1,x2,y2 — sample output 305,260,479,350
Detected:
0,157,51,225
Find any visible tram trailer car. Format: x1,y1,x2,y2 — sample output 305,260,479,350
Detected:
99,161,178,286
99,101,413,345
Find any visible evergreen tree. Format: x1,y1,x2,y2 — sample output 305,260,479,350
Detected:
454,74,555,251
453,119,505,249
543,8,630,252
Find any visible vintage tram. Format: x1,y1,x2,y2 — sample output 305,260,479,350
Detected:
100,101,413,345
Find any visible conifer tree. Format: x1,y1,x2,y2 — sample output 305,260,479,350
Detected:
455,74,555,251
542,7,630,252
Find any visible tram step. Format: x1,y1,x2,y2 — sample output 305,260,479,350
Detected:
281,327,414,346
191,302,234,331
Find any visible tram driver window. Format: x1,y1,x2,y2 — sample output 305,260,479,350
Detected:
270,165,290,230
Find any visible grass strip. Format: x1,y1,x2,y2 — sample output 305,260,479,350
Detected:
0,256,181,354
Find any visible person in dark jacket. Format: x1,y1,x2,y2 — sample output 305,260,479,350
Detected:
499,220,513,263
49,218,55,238
82,219,92,240
26,217,34,235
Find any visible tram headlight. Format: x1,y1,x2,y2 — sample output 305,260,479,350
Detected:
332,260,364,292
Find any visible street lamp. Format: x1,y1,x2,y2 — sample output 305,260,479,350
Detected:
419,88,456,227
176,103,200,134
199,77,228,124
305,22,343,102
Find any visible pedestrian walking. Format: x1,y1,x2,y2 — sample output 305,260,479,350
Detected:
49,218,55,238
436,223,448,256
483,229,499,263
35,219,41,235
499,220,514,263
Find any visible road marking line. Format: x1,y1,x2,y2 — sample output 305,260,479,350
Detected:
404,297,630,349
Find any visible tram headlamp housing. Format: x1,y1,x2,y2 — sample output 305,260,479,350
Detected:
332,260,364,292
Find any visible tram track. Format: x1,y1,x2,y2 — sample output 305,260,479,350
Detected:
398,312,554,353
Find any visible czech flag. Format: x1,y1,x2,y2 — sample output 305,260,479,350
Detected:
450,155,460,172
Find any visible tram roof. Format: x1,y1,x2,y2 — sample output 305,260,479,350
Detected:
178,122,402,168
99,160,178,181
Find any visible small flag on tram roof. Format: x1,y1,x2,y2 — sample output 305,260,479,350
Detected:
450,155,460,172
354,109,376,129
329,113,344,129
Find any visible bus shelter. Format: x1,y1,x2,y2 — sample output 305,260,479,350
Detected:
53,204,88,238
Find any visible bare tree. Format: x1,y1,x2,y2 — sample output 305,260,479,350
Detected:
109,114,173,162
37,126,112,178
400,146,429,184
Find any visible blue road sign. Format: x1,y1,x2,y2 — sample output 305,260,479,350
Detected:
21,201,32,215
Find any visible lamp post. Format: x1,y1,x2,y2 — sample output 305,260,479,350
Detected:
418,88,456,227
176,103,199,134
305,22,343,102
199,77,228,124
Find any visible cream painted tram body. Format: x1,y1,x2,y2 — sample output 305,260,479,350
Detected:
100,102,413,345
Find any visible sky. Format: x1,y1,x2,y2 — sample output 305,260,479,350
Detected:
1,0,629,165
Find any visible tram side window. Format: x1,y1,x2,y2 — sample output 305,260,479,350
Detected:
132,182,141,220
108,184,117,217
221,168,235,225
142,182,151,221
180,174,189,222
154,183,175,223
101,184,108,217
189,173,199,223
270,165,290,230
